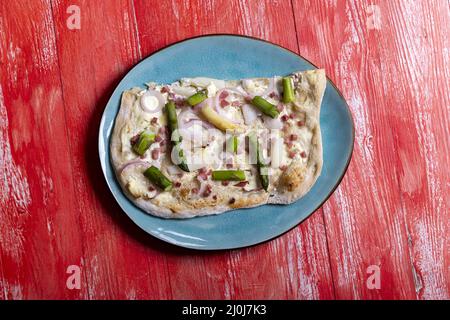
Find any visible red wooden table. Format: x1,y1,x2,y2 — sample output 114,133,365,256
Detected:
0,0,448,300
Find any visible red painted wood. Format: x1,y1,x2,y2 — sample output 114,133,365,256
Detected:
291,0,449,299
0,0,448,299
0,0,84,299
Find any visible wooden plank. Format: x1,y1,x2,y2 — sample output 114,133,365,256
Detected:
292,0,449,299
0,0,85,299
50,0,172,299
133,0,335,299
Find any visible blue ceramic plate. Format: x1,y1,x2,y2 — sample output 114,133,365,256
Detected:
99,35,354,250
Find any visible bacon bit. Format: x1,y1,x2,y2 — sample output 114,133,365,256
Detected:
226,163,233,169
281,115,289,122
221,181,230,186
202,184,212,197
289,134,298,141
219,91,229,99
175,99,185,107
231,100,241,107
288,151,297,159
154,135,162,142
174,182,181,188
148,186,155,192
297,120,305,127
229,198,236,204
220,99,230,107
289,113,296,119
158,126,167,135
130,134,140,146
151,117,158,125
277,104,284,112
300,151,307,158
160,86,169,93
212,195,217,200
280,165,288,171
198,173,208,181
151,148,160,160
234,181,248,187
191,188,199,194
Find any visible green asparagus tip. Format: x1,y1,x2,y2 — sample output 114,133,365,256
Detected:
132,130,156,156
282,77,295,103
143,166,173,191
187,90,207,106
212,170,246,181
251,96,280,119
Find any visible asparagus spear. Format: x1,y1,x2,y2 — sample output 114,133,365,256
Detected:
143,166,172,191
233,136,238,153
249,133,269,191
200,104,240,131
251,96,280,119
226,135,239,154
187,90,207,106
282,77,295,103
165,101,190,172
212,170,246,181
132,130,156,156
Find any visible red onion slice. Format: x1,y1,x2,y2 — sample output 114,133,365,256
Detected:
140,90,165,113
179,120,211,147
262,114,283,129
214,89,245,124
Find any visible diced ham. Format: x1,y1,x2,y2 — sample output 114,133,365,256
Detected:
289,134,298,141
229,198,236,204
288,150,296,159
234,181,248,187
281,115,289,122
220,99,230,107
300,151,307,158
221,181,230,186
151,148,160,160
130,134,140,146
231,100,241,107
219,91,229,99
202,184,212,197
297,120,305,127
174,182,181,188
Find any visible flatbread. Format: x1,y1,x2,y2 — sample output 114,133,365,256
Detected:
110,70,326,218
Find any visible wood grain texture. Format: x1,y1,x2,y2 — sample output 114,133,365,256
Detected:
0,0,84,299
0,0,448,299
292,0,449,299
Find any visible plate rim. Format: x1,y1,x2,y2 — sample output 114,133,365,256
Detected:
98,33,355,250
